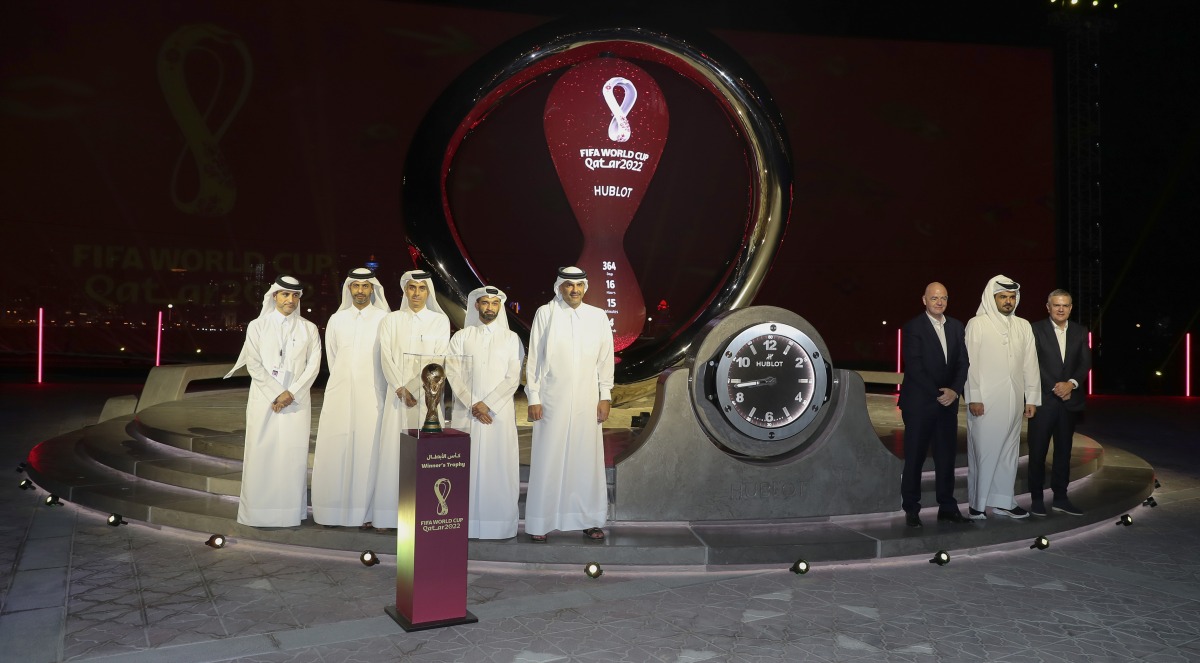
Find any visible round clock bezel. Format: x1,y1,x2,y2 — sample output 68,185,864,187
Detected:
688,306,836,460
712,322,826,441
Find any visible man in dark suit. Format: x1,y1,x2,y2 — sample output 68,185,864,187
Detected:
899,282,971,527
1028,289,1091,516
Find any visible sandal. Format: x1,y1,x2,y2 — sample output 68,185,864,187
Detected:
529,534,548,544
359,522,374,531
582,527,605,541
374,527,394,534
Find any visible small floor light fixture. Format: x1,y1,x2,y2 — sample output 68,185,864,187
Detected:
360,550,380,566
1030,536,1050,550
1155,479,1161,489
1143,496,1158,507
1115,514,1133,526
205,534,227,549
44,494,63,506
16,462,26,473
107,514,128,527
929,550,950,566
19,478,34,490
789,559,810,575
584,562,603,579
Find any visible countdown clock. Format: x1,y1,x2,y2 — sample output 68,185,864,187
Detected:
709,321,828,441
691,308,834,459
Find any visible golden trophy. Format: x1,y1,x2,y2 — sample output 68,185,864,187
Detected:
419,363,447,434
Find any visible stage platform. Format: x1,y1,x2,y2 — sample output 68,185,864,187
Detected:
22,379,1155,568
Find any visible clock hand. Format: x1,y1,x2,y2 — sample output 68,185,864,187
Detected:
733,376,778,388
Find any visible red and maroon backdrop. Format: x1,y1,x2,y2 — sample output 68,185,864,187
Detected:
0,0,1054,375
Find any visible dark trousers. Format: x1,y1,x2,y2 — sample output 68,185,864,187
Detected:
1026,399,1077,500
900,406,959,514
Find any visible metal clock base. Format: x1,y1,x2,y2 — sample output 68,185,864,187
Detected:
612,306,902,522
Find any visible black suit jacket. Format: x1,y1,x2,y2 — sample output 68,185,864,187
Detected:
898,313,968,414
1033,318,1091,413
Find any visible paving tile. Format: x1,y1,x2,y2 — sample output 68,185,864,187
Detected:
315,636,408,663
226,648,326,663
6,566,70,611
0,606,65,662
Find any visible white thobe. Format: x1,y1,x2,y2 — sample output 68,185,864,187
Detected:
445,323,525,539
372,307,450,526
237,310,321,527
964,314,1041,511
524,300,615,536
310,305,387,526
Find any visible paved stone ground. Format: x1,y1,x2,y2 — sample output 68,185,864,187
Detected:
3,383,1199,662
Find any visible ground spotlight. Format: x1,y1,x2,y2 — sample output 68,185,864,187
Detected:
584,562,603,579
929,550,950,566
1143,497,1157,507
1030,536,1050,550
789,559,810,575
44,494,63,506
205,534,227,548
19,478,34,490
107,514,127,527
360,550,380,566
1155,479,1161,488
1115,514,1133,526
16,462,26,473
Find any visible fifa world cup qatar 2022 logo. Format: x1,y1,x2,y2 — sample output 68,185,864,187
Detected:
543,58,669,351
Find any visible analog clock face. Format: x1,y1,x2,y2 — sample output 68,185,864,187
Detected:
711,322,827,442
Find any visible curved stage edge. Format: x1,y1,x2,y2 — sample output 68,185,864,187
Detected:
24,385,1156,568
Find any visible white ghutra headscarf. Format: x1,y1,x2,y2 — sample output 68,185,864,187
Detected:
399,269,445,315
976,274,1021,333
464,285,510,331
336,267,390,313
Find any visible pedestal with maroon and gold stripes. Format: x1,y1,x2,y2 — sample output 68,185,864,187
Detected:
384,429,477,631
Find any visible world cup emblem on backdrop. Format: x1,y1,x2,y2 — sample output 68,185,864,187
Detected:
544,58,669,351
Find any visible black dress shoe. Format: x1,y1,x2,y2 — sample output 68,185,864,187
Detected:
905,512,923,528
937,510,969,523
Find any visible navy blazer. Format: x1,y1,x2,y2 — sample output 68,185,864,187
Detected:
1033,318,1091,413
898,313,969,414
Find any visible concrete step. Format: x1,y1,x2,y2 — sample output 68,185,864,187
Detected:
22,390,1155,567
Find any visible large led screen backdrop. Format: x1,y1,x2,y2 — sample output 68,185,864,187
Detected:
0,1,1054,373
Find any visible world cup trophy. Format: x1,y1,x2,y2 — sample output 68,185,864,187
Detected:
419,363,446,434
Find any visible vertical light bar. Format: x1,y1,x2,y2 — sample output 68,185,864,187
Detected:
156,310,163,367
1087,331,1093,395
896,328,902,393
1186,332,1192,397
37,307,44,384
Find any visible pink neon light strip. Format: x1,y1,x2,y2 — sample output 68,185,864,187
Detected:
1187,332,1192,397
156,311,163,367
37,307,44,384
1087,331,1093,396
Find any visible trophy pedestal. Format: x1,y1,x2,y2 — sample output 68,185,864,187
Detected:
388,429,477,631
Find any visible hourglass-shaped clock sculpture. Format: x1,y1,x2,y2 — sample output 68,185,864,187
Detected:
543,57,669,351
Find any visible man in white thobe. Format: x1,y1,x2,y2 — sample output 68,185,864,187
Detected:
225,275,322,527
965,275,1041,520
525,266,615,543
371,270,450,532
311,268,390,527
445,286,525,539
